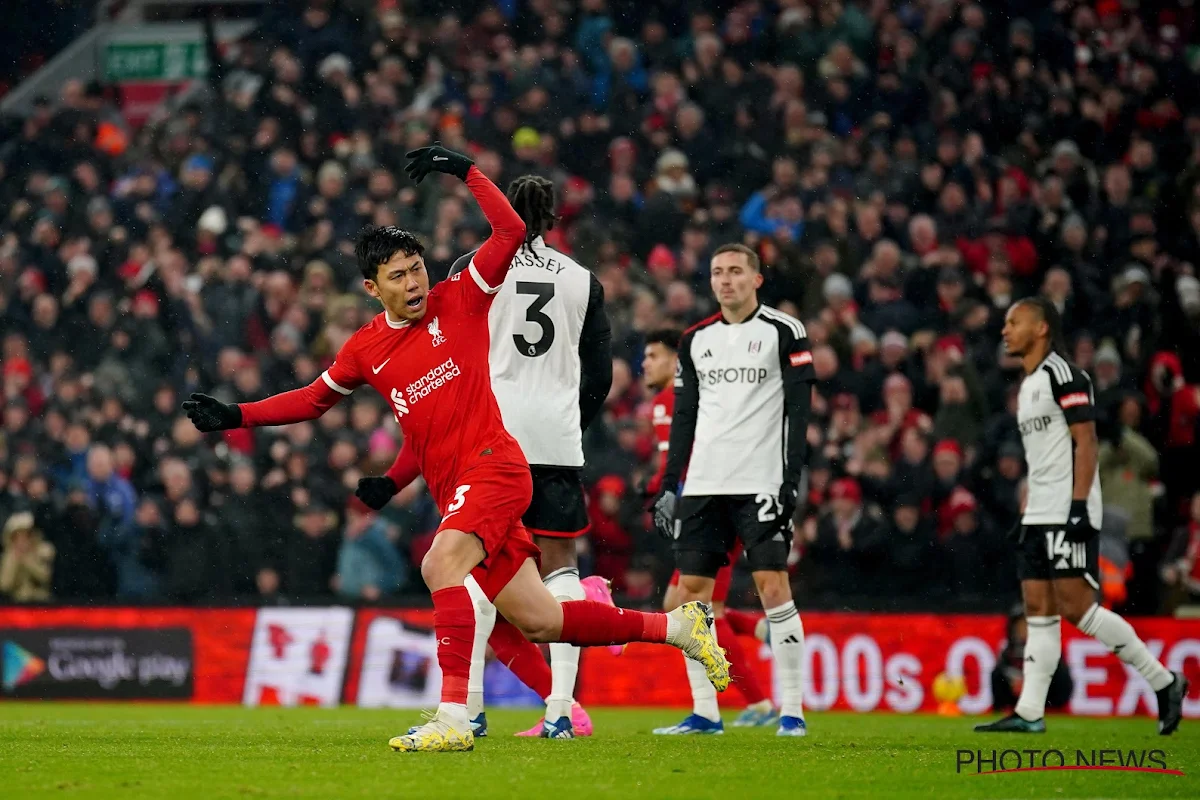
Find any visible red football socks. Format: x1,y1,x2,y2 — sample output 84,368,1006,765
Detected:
723,608,761,637
559,600,667,646
716,616,767,704
488,615,552,699
432,586,475,704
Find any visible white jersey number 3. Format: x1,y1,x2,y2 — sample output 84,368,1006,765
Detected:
447,485,471,513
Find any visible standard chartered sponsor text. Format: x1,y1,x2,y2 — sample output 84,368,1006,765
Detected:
405,358,462,403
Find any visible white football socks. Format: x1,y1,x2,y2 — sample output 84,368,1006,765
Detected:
464,575,496,720
1014,615,1061,721
1078,603,1174,691
544,566,586,722
765,601,805,720
436,702,470,729
687,624,721,722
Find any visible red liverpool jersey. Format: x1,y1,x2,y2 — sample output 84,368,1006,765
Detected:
320,275,526,508
238,166,527,511
646,385,674,497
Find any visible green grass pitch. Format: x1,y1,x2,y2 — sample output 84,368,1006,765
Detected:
0,704,1196,799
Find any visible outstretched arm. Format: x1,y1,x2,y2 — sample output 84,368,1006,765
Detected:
462,166,526,291
404,143,524,292
237,376,346,427
239,337,365,427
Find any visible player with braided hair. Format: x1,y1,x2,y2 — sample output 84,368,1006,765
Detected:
506,174,557,252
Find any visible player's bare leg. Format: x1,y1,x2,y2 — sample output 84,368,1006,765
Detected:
1054,577,1186,735
753,569,806,736
654,574,726,734
493,558,729,686
662,582,680,612
391,529,488,752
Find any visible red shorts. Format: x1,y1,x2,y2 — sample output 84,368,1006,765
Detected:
435,460,541,601
669,542,742,604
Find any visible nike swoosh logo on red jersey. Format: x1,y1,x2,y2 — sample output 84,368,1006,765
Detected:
372,358,391,374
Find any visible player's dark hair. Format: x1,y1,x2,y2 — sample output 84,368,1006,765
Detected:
1016,296,1069,355
354,225,424,281
507,175,556,251
645,328,682,352
712,242,760,271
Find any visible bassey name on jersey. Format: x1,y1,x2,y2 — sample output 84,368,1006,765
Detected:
509,249,566,274
697,366,770,386
405,358,462,404
1019,414,1054,436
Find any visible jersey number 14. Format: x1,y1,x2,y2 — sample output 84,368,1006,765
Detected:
513,281,555,358
1044,530,1086,569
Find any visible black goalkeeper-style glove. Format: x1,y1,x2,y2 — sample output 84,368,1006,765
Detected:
356,476,399,511
404,141,474,184
1065,500,1097,543
653,491,678,540
181,393,242,432
778,484,798,533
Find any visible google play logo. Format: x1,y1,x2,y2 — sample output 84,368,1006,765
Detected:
2,640,45,692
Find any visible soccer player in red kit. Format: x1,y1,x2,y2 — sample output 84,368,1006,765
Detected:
642,329,776,731
183,144,728,752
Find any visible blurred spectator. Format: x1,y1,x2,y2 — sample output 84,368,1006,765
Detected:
803,478,884,603
883,494,939,603
587,474,636,592
940,488,1003,599
335,499,407,601
1099,423,1160,613
0,511,54,602
1161,492,1200,609
286,503,340,599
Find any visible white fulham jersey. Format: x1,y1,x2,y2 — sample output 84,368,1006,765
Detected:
1018,351,1103,526
453,237,596,467
672,305,814,497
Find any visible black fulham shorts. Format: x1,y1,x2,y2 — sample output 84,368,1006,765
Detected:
522,466,590,539
673,494,791,577
1017,524,1100,589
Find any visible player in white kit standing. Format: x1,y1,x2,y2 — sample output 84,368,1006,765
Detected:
975,297,1186,735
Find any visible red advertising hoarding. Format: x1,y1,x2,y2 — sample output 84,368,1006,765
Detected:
2,607,1198,717
0,607,254,703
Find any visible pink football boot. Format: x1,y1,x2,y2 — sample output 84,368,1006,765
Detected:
580,576,625,656
515,702,594,737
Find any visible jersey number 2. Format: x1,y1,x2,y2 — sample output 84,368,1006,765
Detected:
513,281,555,357
755,493,782,522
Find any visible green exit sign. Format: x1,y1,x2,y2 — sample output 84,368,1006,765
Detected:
105,42,209,82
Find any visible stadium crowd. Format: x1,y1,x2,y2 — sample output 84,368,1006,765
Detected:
1,0,1200,615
